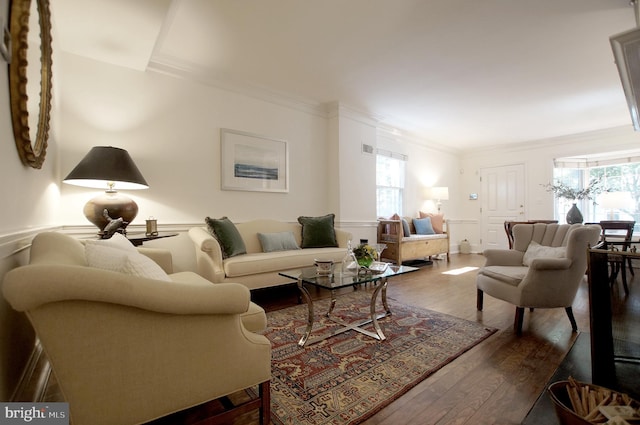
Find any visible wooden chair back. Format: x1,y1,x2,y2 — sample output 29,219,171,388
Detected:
504,220,558,249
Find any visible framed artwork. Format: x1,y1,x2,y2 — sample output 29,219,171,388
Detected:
220,128,289,193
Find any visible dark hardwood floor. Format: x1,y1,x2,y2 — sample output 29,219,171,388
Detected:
36,253,637,424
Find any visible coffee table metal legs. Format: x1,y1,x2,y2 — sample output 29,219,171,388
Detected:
297,280,314,347
296,277,391,347
370,279,390,341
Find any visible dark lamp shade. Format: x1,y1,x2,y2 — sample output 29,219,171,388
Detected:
63,146,149,190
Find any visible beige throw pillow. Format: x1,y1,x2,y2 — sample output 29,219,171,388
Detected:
522,241,566,266
85,241,171,281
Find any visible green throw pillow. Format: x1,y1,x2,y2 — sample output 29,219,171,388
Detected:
205,216,247,259
297,213,338,248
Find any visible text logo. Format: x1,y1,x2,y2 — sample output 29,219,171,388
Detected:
1,403,69,424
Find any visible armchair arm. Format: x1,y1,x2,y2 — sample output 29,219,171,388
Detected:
482,249,524,266
3,265,250,314
528,257,572,270
188,227,226,282
137,247,173,274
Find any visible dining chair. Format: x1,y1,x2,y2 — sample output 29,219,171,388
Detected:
599,220,635,295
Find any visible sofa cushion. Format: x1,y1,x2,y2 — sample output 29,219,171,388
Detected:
413,217,435,235
298,213,338,248
223,247,346,278
205,216,247,259
258,231,300,252
522,241,565,266
478,265,528,286
85,243,171,281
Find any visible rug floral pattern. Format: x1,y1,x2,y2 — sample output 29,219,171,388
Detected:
262,289,497,425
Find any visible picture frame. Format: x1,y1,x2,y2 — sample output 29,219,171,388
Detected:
220,128,289,193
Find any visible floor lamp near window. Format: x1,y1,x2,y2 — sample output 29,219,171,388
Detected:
429,187,449,212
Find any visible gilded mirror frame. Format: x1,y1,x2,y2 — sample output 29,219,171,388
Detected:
8,0,53,169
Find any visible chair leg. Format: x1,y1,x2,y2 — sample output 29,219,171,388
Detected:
565,307,578,332
477,289,484,311
259,381,271,425
628,257,635,276
514,307,524,335
621,263,630,296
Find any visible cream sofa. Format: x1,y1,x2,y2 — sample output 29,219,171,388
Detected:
377,216,450,264
3,232,271,425
189,219,352,289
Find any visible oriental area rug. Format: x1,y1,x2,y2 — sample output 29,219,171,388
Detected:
260,290,497,425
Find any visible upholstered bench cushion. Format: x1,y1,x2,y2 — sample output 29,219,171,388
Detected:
400,234,448,243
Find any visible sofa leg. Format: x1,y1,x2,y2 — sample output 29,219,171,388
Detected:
514,307,524,335
477,289,484,311
565,307,578,332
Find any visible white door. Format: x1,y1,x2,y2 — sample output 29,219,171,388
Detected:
481,164,526,250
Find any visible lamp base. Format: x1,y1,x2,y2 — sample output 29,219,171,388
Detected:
83,191,138,235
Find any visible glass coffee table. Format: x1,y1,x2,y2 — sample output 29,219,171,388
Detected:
279,264,419,347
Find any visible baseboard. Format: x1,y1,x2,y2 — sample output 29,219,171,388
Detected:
11,340,51,402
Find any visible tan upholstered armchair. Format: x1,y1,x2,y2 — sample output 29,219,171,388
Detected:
3,232,271,425
476,223,601,335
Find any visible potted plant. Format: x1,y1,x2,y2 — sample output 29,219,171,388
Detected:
353,243,377,268
542,179,604,224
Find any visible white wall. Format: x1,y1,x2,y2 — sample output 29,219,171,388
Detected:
56,55,465,246
0,0,61,400
458,126,640,251
58,53,338,227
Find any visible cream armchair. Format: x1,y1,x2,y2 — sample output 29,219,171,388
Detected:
476,223,601,335
3,232,271,425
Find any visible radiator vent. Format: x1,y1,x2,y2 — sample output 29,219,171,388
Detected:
362,143,374,154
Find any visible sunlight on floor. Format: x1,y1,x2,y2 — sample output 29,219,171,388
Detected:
442,266,479,275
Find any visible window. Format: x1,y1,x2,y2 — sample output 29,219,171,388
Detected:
376,151,406,217
553,154,640,230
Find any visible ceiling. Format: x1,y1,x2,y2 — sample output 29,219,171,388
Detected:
53,0,640,151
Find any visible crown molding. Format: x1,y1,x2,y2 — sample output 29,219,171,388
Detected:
376,123,460,155
461,125,640,158
148,54,329,118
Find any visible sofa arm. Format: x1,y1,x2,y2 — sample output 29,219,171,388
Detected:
335,228,353,248
482,249,524,266
137,247,173,274
3,265,250,314
188,227,226,283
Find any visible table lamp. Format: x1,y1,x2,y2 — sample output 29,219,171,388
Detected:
598,191,632,220
63,146,149,236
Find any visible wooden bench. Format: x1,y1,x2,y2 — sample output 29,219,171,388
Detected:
377,219,450,265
